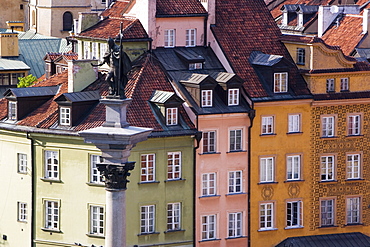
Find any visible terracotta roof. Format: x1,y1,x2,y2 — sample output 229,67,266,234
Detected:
156,0,207,17
101,0,131,18
77,17,149,41
211,0,310,98
321,13,365,56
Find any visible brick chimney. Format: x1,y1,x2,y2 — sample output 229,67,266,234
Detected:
0,32,19,57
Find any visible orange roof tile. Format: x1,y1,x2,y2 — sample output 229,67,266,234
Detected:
101,0,131,18
156,0,207,16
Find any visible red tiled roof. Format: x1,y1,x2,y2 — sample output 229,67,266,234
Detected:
211,0,310,98
101,0,131,18
156,0,207,16
77,17,148,40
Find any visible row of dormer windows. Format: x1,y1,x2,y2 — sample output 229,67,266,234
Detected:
201,88,240,107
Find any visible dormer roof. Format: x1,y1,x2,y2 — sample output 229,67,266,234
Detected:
150,90,183,105
4,86,59,98
180,73,212,87
249,51,284,66
0,58,30,71
175,49,205,63
156,0,207,17
55,91,100,103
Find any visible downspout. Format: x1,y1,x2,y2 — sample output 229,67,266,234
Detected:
26,132,35,247
203,15,208,47
193,117,202,246
247,108,255,247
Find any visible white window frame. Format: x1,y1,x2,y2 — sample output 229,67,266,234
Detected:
18,202,27,222
140,205,155,233
326,78,335,92
260,157,274,183
202,173,216,196
297,48,305,65
8,101,17,120
286,200,303,228
288,114,300,133
228,88,239,106
189,62,202,70
201,90,213,107
185,29,196,47
91,42,98,59
347,153,361,179
201,214,216,240
60,107,71,126
84,41,91,59
261,116,274,135
167,152,181,180
320,199,334,226
203,131,216,153
229,129,242,151
259,202,274,230
166,107,178,126
348,114,361,136
18,153,27,174
167,202,181,231
340,78,349,91
228,170,242,194
44,200,59,230
90,154,104,184
287,155,301,181
164,29,175,48
44,150,59,180
90,205,104,236
99,43,107,61
140,154,155,182
228,212,242,238
321,155,335,181
322,116,335,137
274,72,288,93
346,196,361,224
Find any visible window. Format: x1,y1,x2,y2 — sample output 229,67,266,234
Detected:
347,197,360,224
228,88,239,106
60,107,70,126
261,116,274,135
326,79,335,92
274,72,288,93
228,212,242,237
90,206,104,235
140,154,155,182
84,41,91,59
203,131,216,153
320,199,334,226
44,151,59,180
260,157,274,183
92,42,98,59
340,78,349,91
62,11,73,31
186,29,196,47
260,202,274,230
347,153,361,179
164,29,175,48
201,90,212,107
322,116,335,137
8,101,17,120
167,202,181,231
348,114,361,136
286,200,303,228
189,62,202,70
102,0,106,3
18,153,27,174
90,154,104,184
18,202,27,222
229,129,242,151
296,48,305,65
167,152,181,180
141,205,155,233
228,171,242,193
201,215,216,240
202,173,216,196
45,201,59,230
166,107,178,126
288,114,300,133
99,43,107,60
321,155,334,181
287,155,300,181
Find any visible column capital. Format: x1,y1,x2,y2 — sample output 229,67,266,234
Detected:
97,162,135,190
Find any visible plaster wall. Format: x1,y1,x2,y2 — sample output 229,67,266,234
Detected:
0,0,25,29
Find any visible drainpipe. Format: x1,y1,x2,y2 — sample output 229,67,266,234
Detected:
247,108,255,247
26,133,35,247
203,15,208,47
193,116,202,246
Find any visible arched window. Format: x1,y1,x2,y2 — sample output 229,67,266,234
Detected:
63,12,73,31
31,10,36,27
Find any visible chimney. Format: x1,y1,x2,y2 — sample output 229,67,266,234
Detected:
68,59,99,93
77,12,100,34
282,9,288,26
363,8,370,34
0,32,19,57
128,0,156,43
200,0,215,25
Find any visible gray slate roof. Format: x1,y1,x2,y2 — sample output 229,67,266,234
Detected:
249,51,283,66
4,85,59,98
57,91,101,103
0,58,29,71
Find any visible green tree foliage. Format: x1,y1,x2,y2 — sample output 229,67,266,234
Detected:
17,74,37,88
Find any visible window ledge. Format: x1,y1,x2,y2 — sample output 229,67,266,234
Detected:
258,228,278,232
346,134,363,138
40,178,62,183
318,225,338,228
199,238,221,243
164,229,185,233
319,180,337,184
86,233,105,239
199,195,221,199
138,181,160,185
138,232,160,236
345,223,363,227
86,182,105,187
227,150,247,154
41,228,62,233
165,178,186,182
226,192,246,196
199,152,221,155
225,236,247,240
260,133,276,137
17,220,27,223
258,181,278,185
284,179,305,183
286,132,303,135
320,136,338,139
284,226,304,230
345,178,364,182
17,171,27,175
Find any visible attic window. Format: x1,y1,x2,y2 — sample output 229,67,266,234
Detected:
201,90,212,107
60,107,71,126
166,107,178,126
228,88,239,106
164,29,175,48
8,101,17,120
186,29,196,47
274,72,288,93
189,63,202,70
326,79,335,92
297,48,305,65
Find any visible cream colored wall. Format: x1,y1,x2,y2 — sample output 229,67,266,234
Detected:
0,130,32,247
0,0,25,29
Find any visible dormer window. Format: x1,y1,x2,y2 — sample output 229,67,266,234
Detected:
8,101,17,120
164,29,175,48
228,88,239,106
274,72,288,93
166,107,178,126
201,90,213,107
189,62,203,70
60,107,71,126
326,79,335,92
297,48,305,65
186,29,196,47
